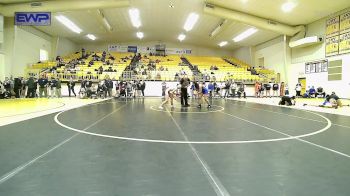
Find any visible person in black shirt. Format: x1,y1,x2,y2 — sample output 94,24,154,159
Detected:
13,77,22,98
26,77,35,98
85,79,93,98
265,82,272,98
38,75,48,98
68,78,76,97
140,80,146,97
279,96,296,106
180,75,190,107
272,82,279,97
3,77,11,93
316,87,326,98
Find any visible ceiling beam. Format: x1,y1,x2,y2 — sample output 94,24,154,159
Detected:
203,3,305,36
0,0,130,16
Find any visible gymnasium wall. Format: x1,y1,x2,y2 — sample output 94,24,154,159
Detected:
12,26,52,77
232,46,253,65
56,37,79,57
79,41,233,57
1,17,83,79
254,36,287,82
288,8,350,98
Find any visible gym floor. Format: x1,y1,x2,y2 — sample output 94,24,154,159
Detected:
1,98,350,196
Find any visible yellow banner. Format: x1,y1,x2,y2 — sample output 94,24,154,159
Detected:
325,36,339,57
340,11,350,34
326,16,340,37
339,33,350,54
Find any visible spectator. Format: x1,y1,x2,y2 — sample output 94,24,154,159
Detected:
140,80,146,97
230,81,237,98
237,82,246,98
3,77,11,93
26,77,36,98
309,86,316,98
67,78,76,97
295,83,302,97
223,80,231,98
316,87,326,98
38,75,48,98
254,81,260,98
13,77,22,98
49,77,57,98
265,82,272,98
272,82,279,97
280,82,285,97
56,78,62,98
105,78,114,97
161,81,167,97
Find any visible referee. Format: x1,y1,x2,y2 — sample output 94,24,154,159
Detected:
180,75,190,107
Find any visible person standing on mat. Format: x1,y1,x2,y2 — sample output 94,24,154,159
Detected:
38,75,48,98
295,83,302,97
159,87,177,109
180,75,190,107
280,82,285,97
68,77,76,97
198,82,211,108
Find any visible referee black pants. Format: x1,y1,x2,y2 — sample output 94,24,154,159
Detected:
181,88,188,106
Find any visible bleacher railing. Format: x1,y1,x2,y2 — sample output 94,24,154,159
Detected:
26,70,276,84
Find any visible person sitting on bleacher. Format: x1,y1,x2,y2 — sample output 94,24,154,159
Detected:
316,87,326,98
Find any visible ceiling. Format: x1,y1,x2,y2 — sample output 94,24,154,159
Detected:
3,0,350,50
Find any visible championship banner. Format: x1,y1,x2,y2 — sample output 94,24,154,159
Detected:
340,11,350,34
325,36,339,57
326,16,340,38
339,32,350,54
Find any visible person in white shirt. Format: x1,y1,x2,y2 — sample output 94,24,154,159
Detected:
295,83,302,97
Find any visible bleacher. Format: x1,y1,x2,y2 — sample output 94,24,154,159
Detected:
133,54,193,81
26,52,133,81
225,57,278,82
24,52,278,83
185,55,260,82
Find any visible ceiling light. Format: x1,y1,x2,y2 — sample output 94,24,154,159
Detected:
178,33,186,41
136,32,144,39
129,8,141,28
184,13,199,32
281,2,296,13
233,28,258,42
218,41,228,47
86,34,96,40
55,15,82,34
209,19,227,37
